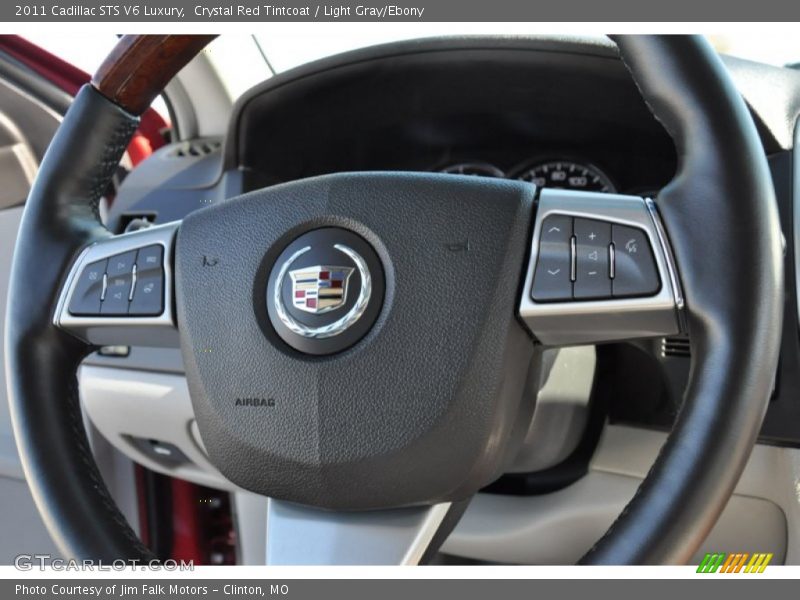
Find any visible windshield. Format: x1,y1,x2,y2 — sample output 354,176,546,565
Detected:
23,30,800,104
710,33,800,67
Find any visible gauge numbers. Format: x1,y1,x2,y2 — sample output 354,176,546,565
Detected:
517,161,616,193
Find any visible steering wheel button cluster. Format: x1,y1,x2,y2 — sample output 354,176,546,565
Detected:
531,214,661,303
130,245,165,316
67,259,107,315
611,224,660,297
67,245,166,317
574,218,612,299
530,215,573,301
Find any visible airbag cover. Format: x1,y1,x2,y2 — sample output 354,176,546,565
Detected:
175,172,536,509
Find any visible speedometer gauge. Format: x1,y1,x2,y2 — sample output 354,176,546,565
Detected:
516,161,616,193
440,162,505,178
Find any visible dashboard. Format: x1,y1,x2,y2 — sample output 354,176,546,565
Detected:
217,38,679,200
105,36,800,457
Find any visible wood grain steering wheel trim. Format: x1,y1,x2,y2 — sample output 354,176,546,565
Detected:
91,35,217,115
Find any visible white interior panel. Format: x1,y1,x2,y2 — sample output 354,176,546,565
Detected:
80,355,800,566
443,470,786,564
79,365,236,492
0,205,24,482
444,425,798,564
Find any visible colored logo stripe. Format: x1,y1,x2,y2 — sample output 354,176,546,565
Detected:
697,553,725,573
697,552,773,573
745,553,773,573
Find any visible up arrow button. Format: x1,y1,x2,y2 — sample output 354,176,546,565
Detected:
531,215,573,302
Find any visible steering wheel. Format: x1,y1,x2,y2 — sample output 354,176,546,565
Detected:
5,34,782,565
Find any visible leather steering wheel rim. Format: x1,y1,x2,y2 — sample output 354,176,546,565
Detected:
4,34,782,564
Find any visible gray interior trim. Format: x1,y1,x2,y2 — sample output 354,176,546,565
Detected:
85,346,185,374
163,77,197,141
0,141,37,210
0,476,62,563
265,500,452,565
0,77,61,162
233,492,268,565
0,111,38,210
79,365,233,491
443,425,798,565
169,50,233,139
508,345,595,473
0,50,72,115
443,470,787,565
0,205,23,481
83,418,141,538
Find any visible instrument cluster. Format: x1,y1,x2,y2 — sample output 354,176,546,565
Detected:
440,159,618,194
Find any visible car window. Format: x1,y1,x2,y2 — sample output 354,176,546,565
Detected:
24,31,800,111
